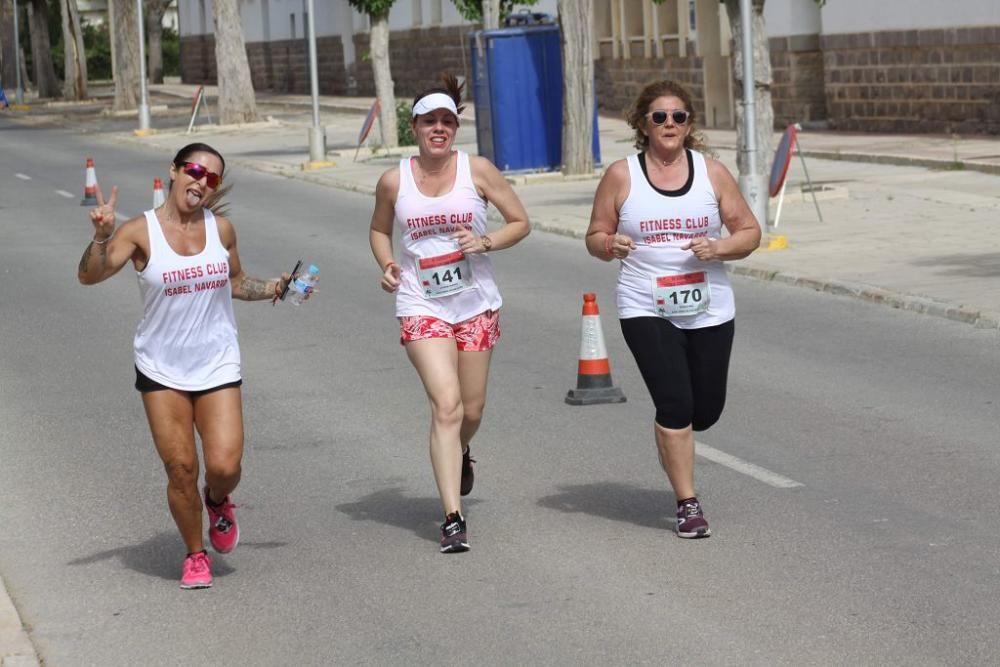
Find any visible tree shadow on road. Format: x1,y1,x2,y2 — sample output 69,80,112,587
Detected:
336,487,481,545
537,482,675,531
67,531,287,581
911,252,1000,278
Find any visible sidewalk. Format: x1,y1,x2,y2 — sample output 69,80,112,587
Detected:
27,83,1000,329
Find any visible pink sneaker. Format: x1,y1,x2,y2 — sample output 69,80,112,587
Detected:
180,551,213,589
204,487,240,554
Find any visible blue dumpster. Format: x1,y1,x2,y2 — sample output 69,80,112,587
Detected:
469,19,600,173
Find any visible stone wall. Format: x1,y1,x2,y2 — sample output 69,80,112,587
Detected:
352,25,473,99
770,34,826,127
822,26,1000,133
595,56,705,120
179,35,217,84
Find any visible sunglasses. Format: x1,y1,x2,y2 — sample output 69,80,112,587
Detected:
180,162,223,189
647,109,691,126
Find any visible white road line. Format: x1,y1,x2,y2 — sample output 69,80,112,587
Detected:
695,441,804,489
15,173,31,180
56,190,75,199
115,213,128,222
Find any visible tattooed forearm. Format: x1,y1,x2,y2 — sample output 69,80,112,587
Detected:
78,240,106,279
233,275,276,301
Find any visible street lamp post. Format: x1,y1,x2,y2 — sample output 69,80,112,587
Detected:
136,0,152,131
12,0,24,105
738,0,768,234
305,0,328,165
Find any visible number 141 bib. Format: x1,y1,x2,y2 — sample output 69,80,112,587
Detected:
418,250,473,298
652,271,710,317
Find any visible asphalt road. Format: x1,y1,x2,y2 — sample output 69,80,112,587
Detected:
2,117,999,666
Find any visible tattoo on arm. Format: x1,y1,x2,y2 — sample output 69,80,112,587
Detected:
78,241,106,276
234,275,274,301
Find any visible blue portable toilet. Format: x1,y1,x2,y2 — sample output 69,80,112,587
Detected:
469,17,600,173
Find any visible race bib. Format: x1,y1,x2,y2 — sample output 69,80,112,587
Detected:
652,272,710,317
418,250,473,298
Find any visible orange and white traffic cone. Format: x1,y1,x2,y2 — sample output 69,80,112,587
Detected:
152,177,165,208
565,293,627,406
80,158,98,206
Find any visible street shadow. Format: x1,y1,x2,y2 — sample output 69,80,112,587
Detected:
336,487,481,545
537,482,675,531
910,253,1000,278
67,531,287,581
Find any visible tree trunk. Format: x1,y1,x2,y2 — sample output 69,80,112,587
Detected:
109,0,140,111
369,11,398,148
723,0,774,180
482,0,499,30
28,0,60,98
146,0,167,84
558,0,594,175
1,1,18,90
213,0,260,124
60,0,88,100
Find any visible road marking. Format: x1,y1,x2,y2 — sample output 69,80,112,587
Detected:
56,190,75,199
695,441,804,488
15,173,31,180
115,213,128,222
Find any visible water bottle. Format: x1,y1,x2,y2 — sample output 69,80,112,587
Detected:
286,264,319,306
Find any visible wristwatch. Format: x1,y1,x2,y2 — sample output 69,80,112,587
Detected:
481,235,493,252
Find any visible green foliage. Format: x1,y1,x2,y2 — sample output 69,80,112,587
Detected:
451,0,539,23
346,0,397,18
397,101,416,146
84,21,113,80
162,26,180,77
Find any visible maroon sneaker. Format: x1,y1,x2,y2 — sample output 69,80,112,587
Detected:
460,448,476,496
675,498,712,538
440,512,470,553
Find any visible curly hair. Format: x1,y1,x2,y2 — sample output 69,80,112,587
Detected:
411,72,467,117
625,80,710,155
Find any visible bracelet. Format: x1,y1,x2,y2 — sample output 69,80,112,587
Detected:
92,236,111,245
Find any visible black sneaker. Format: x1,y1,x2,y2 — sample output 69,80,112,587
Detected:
675,498,712,539
460,448,476,496
440,512,470,553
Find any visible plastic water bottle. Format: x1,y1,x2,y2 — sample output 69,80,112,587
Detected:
286,264,319,306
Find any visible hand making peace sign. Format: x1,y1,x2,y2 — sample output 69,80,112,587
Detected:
89,184,119,241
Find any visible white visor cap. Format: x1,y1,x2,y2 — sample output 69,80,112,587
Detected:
412,92,459,119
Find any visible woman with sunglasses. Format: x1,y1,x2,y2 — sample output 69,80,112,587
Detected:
369,73,530,553
78,142,292,588
585,80,761,539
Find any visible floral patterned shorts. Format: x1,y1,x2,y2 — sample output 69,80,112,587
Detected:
399,309,501,351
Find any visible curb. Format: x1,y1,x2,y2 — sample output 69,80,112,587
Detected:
0,576,39,667
528,219,1000,330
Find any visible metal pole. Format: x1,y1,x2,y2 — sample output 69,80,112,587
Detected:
12,0,24,105
136,0,151,130
738,0,768,233
305,0,327,163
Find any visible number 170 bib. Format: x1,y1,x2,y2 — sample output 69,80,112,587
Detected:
418,250,473,298
652,271,710,317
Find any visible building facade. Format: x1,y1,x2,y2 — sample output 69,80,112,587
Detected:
177,0,1000,134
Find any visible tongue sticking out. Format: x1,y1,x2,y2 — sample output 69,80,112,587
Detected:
185,188,203,208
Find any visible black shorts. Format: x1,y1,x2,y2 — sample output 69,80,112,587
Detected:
134,366,242,396
620,317,734,431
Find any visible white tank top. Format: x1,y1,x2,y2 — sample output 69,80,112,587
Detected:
133,209,241,390
393,150,502,323
616,150,735,327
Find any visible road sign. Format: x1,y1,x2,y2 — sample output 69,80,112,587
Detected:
769,124,798,198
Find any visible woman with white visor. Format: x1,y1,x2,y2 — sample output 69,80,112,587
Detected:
369,73,530,553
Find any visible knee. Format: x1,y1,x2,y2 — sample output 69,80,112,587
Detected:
431,398,464,429
462,401,484,425
205,458,241,483
692,402,725,432
163,459,198,490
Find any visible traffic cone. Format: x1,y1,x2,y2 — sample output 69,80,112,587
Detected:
80,158,98,206
565,293,627,406
152,178,165,208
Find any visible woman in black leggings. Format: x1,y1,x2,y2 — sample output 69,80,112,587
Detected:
585,80,760,538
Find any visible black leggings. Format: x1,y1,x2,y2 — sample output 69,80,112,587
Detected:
620,317,735,431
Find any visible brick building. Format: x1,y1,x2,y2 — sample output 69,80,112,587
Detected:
177,0,1000,134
